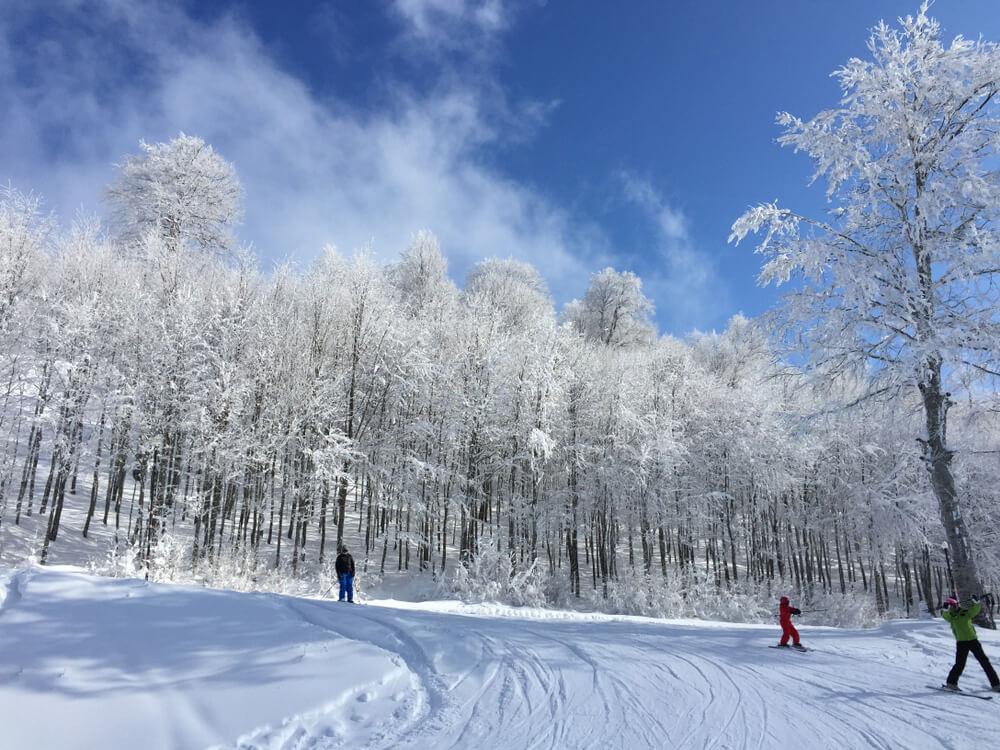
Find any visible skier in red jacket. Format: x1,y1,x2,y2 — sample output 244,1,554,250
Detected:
777,596,805,650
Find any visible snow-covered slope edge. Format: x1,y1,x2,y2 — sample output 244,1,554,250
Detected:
0,566,426,750
0,566,996,750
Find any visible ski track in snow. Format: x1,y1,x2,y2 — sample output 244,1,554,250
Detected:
265,597,997,750
0,567,998,749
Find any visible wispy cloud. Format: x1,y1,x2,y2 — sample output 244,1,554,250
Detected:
391,0,513,53
0,0,724,334
0,0,599,298
620,172,689,243
617,171,728,333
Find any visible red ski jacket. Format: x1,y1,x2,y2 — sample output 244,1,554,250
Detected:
779,598,800,625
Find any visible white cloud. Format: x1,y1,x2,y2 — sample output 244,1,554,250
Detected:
619,171,689,242
0,0,603,303
618,171,729,332
0,0,726,334
390,0,512,54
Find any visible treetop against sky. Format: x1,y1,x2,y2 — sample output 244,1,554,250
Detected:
1,0,998,334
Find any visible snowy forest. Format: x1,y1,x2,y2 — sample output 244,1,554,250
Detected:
2,5,1000,627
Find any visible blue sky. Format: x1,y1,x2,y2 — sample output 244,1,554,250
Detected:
2,1,998,334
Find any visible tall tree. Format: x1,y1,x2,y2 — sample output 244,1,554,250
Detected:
107,134,242,258
730,4,1000,602
563,267,655,348
0,186,48,333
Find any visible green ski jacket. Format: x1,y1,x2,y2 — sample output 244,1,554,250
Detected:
943,602,981,642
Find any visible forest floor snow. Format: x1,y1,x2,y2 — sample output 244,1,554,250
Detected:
0,566,997,750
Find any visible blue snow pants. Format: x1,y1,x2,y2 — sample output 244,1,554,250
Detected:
339,574,354,602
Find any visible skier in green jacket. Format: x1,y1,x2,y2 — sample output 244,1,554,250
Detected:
942,596,1000,692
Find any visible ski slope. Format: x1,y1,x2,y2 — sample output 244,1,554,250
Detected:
0,567,997,749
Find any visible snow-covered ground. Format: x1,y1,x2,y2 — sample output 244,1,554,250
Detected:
1,566,997,749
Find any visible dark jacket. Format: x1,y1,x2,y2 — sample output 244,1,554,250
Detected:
335,551,355,576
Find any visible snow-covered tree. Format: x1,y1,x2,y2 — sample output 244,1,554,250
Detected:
0,186,49,333
730,4,1000,601
7,108,1000,624
464,257,554,333
108,134,242,256
389,230,456,318
563,267,655,348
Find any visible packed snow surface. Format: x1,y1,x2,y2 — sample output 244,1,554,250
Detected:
1,567,998,749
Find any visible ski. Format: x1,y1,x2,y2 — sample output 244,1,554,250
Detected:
769,646,810,652
926,685,993,701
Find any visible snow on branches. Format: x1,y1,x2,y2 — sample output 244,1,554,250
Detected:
730,2,1000,602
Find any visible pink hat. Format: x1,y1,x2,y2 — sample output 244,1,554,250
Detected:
945,597,959,607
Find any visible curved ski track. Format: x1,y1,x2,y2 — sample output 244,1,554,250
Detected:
259,598,994,750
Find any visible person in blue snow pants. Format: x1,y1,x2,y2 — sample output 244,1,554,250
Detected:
335,545,355,603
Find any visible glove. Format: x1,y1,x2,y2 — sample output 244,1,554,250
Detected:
790,607,801,616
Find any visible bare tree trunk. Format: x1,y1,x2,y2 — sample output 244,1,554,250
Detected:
918,358,984,612
83,409,107,538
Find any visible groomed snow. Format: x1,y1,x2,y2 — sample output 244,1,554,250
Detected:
1,567,997,749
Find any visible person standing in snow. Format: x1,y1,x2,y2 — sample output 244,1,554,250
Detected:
941,595,1000,692
335,545,356,603
776,596,805,650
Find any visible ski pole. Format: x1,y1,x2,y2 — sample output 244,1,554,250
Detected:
318,579,339,598
938,597,981,609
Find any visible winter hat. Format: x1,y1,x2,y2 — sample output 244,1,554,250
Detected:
945,596,959,607
780,596,789,604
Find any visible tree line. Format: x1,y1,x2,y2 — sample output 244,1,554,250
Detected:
2,4,1000,623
